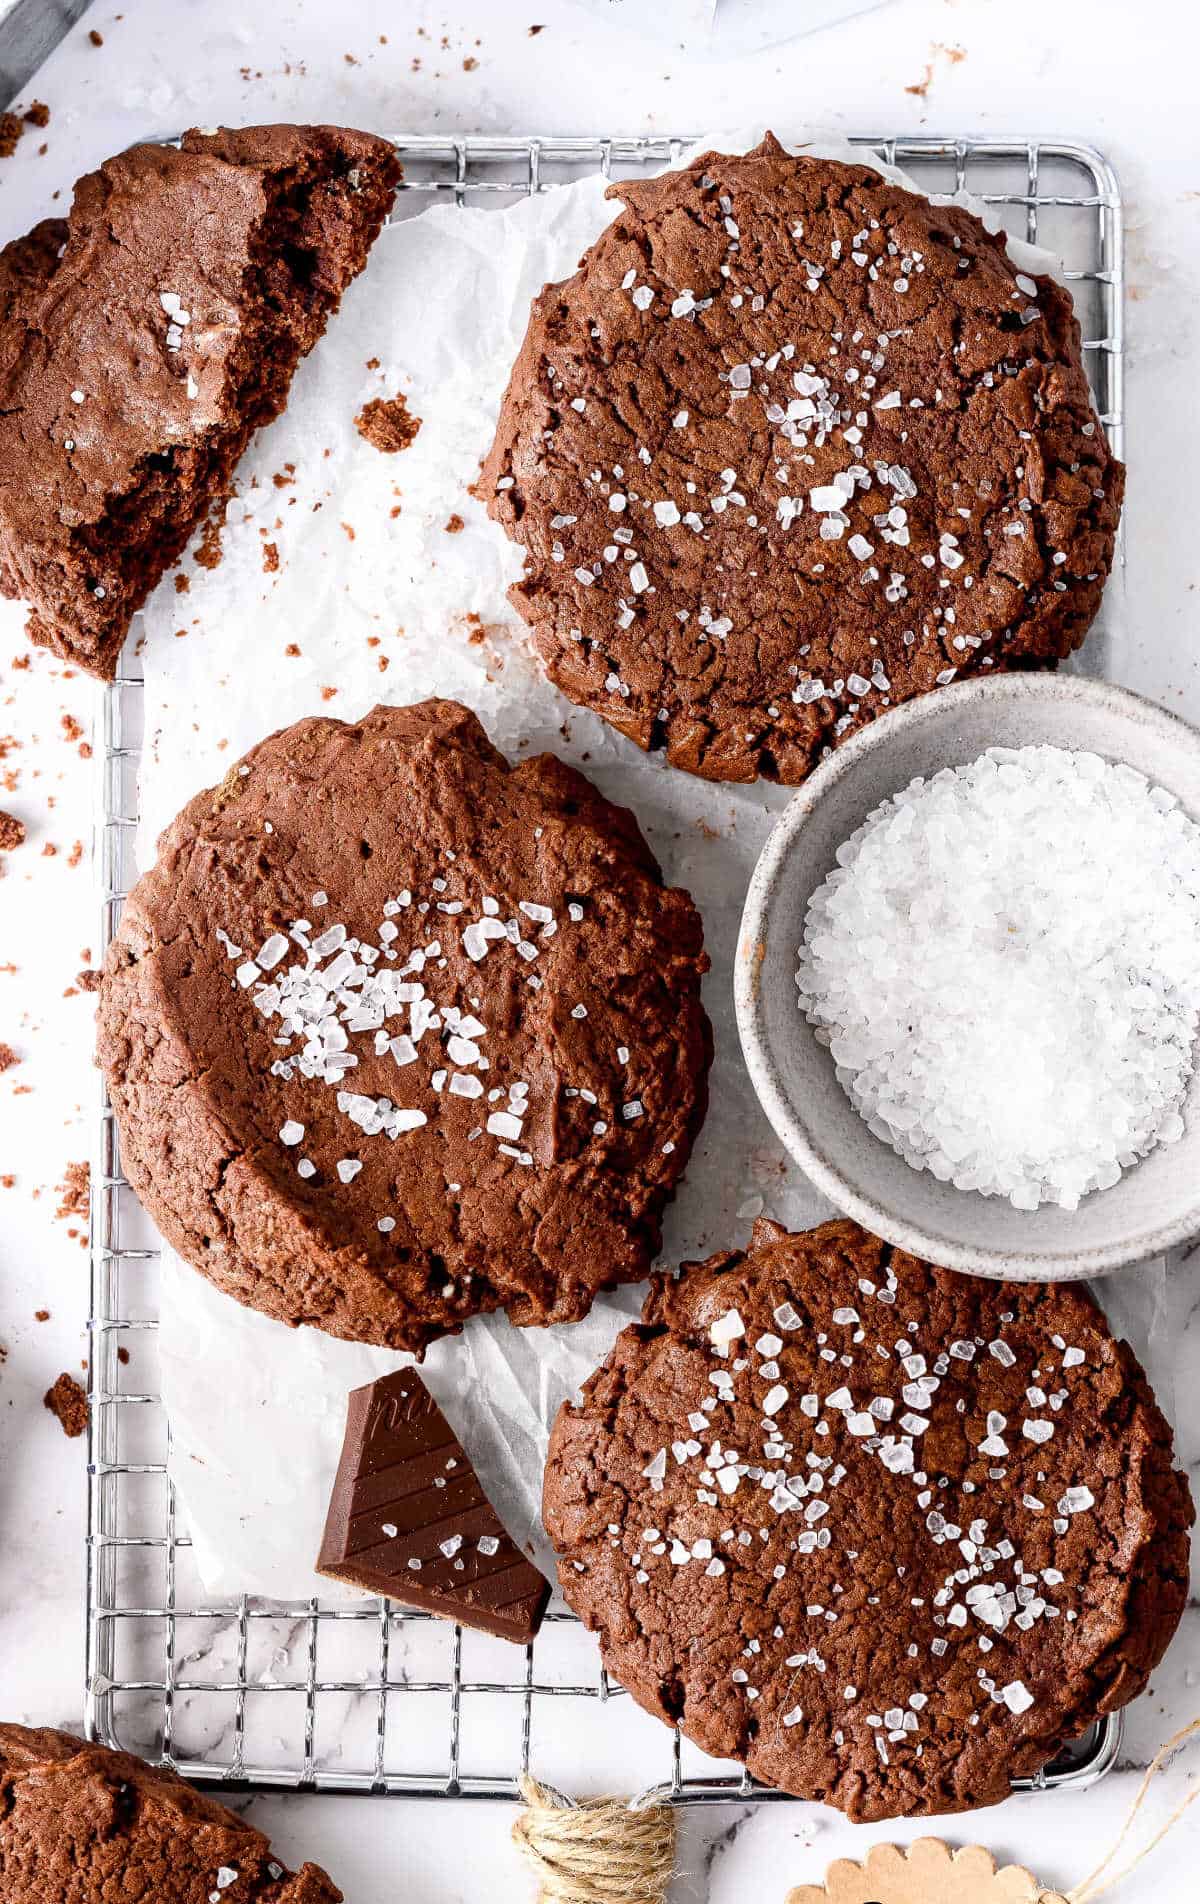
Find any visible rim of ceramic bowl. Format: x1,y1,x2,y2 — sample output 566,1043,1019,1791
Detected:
734,673,1200,1279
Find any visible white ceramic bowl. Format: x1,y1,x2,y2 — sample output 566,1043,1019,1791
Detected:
735,675,1200,1280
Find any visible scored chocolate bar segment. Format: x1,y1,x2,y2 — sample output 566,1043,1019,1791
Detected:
317,1368,550,1645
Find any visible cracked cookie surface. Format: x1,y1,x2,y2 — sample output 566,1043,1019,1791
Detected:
98,699,711,1353
543,1218,1191,1818
0,1723,340,1901
484,135,1124,783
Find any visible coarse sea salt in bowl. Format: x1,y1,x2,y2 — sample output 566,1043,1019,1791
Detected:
735,675,1200,1281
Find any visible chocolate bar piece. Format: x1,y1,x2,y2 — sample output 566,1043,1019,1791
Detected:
317,1368,550,1645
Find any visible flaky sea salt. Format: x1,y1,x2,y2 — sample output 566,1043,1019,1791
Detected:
796,746,1200,1210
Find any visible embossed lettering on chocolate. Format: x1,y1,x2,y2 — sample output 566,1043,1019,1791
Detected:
483,135,1124,783
98,700,712,1353
319,1367,550,1643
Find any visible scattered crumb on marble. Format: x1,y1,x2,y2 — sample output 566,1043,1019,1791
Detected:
44,1372,88,1438
0,809,25,851
55,1161,89,1224
906,41,966,96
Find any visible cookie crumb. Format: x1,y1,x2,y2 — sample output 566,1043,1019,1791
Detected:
23,101,50,129
262,540,280,573
76,967,102,992
355,393,421,454
0,112,24,159
35,1308,50,1322
55,1160,89,1223
0,1043,19,1073
44,1371,88,1438
89,27,104,45
445,513,465,534
0,809,24,851
193,507,226,571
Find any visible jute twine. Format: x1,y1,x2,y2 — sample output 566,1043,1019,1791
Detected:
512,1775,677,1904
1061,1714,1200,1903
511,1714,1200,1904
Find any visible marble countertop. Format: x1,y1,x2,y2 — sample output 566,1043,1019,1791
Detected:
0,0,1197,1898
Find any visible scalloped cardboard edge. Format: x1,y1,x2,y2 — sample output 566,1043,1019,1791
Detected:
787,1838,1068,1904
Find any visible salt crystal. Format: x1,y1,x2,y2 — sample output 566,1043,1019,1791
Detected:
710,1308,745,1347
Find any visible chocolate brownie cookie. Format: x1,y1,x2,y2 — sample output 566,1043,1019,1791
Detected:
0,124,400,678
0,1724,340,1901
98,699,711,1353
484,135,1124,783
543,1219,1191,1819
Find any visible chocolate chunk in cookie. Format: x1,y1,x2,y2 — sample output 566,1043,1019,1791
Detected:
98,699,711,1353
0,124,401,678
484,135,1123,783
543,1218,1191,1819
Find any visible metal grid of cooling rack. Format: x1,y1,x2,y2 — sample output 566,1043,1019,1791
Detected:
86,133,1125,1803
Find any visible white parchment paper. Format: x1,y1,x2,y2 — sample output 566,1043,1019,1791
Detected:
146,130,1145,1602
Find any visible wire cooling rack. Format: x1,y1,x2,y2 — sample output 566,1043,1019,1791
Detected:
86,134,1125,1802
